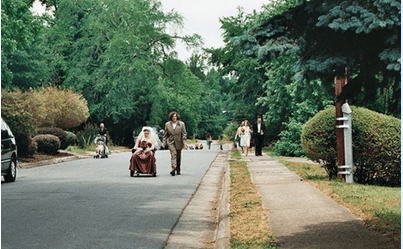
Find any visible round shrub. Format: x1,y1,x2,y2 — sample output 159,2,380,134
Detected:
36,127,69,149
33,134,61,155
301,106,401,186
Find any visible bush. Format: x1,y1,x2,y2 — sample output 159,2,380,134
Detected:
33,134,61,155
65,131,77,146
273,118,305,157
1,87,89,155
36,127,69,150
301,106,401,186
1,89,46,157
76,123,99,149
37,87,89,129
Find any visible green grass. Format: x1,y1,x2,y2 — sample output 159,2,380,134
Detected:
230,149,242,160
231,239,277,249
65,145,90,154
330,181,401,230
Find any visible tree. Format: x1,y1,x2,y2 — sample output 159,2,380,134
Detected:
1,0,48,89
206,10,267,123
41,0,202,144
239,0,401,117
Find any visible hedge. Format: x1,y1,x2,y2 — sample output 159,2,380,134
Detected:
301,106,401,187
33,134,61,155
36,127,69,150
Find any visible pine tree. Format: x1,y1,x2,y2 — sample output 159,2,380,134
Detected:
239,0,401,116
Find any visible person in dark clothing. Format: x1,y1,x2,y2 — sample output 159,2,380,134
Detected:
253,115,266,156
98,123,108,145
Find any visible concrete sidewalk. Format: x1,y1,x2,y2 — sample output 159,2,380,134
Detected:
164,150,230,249
244,153,396,249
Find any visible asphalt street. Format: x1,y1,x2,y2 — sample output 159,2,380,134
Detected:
2,148,221,249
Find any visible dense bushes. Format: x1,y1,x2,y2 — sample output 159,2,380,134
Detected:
38,87,89,129
301,106,401,186
76,123,99,149
1,89,45,156
1,87,89,156
272,119,305,157
36,127,69,150
33,135,61,155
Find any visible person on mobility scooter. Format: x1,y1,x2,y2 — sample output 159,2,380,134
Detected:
94,134,109,158
129,126,162,177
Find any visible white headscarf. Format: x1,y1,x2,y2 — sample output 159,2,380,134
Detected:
137,126,162,150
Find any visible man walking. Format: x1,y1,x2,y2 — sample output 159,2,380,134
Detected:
253,115,265,156
162,111,187,176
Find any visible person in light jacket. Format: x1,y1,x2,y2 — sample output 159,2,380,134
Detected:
162,111,187,176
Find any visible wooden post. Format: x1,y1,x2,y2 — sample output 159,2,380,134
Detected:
335,68,347,181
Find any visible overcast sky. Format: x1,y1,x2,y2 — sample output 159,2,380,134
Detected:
31,0,267,61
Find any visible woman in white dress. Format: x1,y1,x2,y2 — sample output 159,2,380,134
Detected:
234,121,245,152
240,120,251,156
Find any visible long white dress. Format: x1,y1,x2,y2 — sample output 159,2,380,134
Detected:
240,126,251,147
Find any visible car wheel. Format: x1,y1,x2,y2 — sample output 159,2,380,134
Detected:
4,159,16,182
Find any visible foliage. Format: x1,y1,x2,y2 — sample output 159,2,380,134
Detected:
1,0,48,89
38,0,206,145
36,127,69,150
33,134,61,155
36,87,89,129
1,89,45,157
258,54,333,143
190,63,228,139
206,10,268,123
223,122,239,141
1,89,45,135
272,118,305,157
301,106,401,186
239,0,401,117
75,123,99,149
65,131,77,146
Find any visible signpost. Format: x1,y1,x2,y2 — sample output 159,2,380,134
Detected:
335,68,354,183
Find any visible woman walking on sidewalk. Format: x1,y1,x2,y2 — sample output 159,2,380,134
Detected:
234,121,245,153
240,120,251,156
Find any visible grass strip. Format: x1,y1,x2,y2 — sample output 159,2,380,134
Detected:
268,152,401,248
229,149,277,249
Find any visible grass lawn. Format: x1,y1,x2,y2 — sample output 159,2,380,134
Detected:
229,149,278,249
266,149,401,248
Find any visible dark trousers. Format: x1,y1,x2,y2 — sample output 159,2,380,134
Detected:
254,135,264,155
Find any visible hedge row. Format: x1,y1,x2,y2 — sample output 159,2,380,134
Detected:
301,106,401,187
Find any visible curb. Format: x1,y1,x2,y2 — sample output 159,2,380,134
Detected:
214,160,230,248
18,153,90,169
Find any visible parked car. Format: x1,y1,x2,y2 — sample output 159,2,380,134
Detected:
1,118,17,182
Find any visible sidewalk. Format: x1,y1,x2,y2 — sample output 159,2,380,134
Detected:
242,153,396,249
164,150,230,249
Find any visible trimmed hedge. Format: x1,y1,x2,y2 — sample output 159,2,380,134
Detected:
36,127,69,150
33,134,61,155
301,106,401,187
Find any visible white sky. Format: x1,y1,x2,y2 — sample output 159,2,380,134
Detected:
31,0,268,61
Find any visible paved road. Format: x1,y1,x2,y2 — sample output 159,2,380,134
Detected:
2,148,220,249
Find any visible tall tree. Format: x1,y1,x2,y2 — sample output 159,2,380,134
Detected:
239,0,401,117
1,0,47,89
42,0,202,144
206,10,267,122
